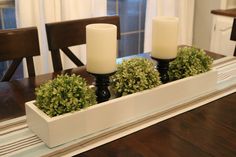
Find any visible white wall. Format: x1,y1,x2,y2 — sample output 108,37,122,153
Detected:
193,0,221,50
227,0,236,9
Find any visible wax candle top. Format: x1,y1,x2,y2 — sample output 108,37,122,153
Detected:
151,16,179,59
86,23,117,74
86,23,117,31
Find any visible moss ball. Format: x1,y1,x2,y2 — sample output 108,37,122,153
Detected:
35,74,96,117
111,58,161,96
168,47,213,81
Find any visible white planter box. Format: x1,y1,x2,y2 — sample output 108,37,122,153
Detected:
25,70,217,148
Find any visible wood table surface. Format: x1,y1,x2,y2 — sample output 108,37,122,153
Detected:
1,51,234,157
76,92,236,157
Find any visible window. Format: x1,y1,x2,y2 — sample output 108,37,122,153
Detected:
0,0,16,29
0,0,23,80
107,0,147,57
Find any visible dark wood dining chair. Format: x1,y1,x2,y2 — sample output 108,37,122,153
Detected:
45,16,120,72
0,27,40,81
230,18,236,56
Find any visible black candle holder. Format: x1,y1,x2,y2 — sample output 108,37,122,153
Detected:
89,72,115,103
151,57,175,84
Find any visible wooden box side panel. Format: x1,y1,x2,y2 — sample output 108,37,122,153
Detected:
25,102,50,145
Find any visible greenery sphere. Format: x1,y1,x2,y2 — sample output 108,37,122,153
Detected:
168,47,213,81
35,74,96,117
111,57,161,96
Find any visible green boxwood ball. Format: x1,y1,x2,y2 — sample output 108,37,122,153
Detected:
35,74,96,117
168,47,213,81
111,58,161,96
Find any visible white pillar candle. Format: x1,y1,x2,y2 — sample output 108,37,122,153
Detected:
151,16,179,59
86,23,117,74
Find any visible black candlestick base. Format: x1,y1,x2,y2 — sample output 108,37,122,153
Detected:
151,57,175,84
89,72,115,103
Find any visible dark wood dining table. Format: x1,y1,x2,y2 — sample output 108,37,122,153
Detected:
1,51,236,157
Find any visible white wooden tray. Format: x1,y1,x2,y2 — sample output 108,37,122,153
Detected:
25,70,217,148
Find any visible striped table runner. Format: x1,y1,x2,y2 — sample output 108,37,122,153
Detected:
1,56,236,157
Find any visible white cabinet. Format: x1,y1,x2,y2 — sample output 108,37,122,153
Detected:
210,15,235,56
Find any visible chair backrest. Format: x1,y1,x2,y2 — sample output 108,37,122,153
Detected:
230,18,236,56
0,27,40,81
45,16,120,72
